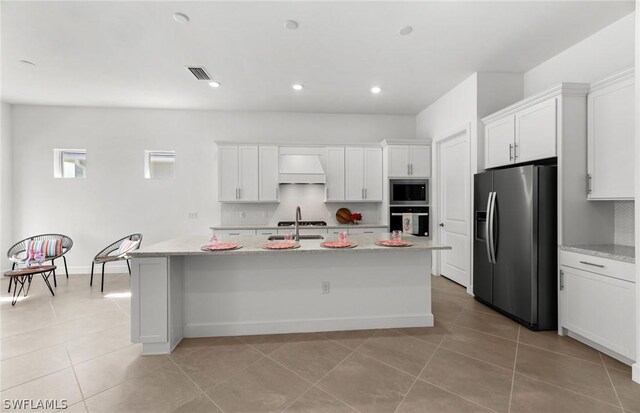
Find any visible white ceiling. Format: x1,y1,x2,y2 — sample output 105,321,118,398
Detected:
1,1,634,115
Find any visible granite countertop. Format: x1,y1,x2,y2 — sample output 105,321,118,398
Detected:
131,234,450,257
560,244,635,264
211,224,388,230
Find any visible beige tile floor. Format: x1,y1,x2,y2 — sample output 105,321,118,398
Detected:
1,272,639,413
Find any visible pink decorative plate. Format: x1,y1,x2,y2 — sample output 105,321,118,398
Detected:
200,243,242,251
320,241,357,249
375,240,414,247
263,242,300,250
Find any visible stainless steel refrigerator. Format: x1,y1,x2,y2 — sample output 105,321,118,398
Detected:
473,165,557,330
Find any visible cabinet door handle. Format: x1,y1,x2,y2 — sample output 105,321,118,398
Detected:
559,270,564,290
579,260,604,268
364,188,367,199
276,186,279,199
235,188,239,199
407,164,410,175
410,164,413,175
238,188,241,199
509,144,513,161
229,232,240,236
586,174,592,195
514,143,519,160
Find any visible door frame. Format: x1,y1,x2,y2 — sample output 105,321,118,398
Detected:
432,123,473,294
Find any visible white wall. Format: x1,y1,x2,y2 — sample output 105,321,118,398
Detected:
633,0,639,384
416,73,478,144
524,12,635,96
415,72,523,174
1,103,13,270
9,105,414,273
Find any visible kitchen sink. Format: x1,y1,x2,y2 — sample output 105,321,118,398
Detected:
267,235,324,241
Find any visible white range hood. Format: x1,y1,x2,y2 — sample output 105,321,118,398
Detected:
279,147,326,184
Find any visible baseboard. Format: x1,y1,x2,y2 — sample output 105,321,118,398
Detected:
1,264,129,275
184,314,434,338
67,264,129,275
566,330,634,366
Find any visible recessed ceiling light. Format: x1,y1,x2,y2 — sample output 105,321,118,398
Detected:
208,81,221,88
399,26,413,36
173,12,190,23
19,60,36,67
292,83,304,91
371,86,382,94
284,20,299,30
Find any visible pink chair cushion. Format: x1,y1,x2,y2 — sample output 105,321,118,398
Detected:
117,239,139,255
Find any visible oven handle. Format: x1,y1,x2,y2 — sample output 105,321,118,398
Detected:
391,213,429,216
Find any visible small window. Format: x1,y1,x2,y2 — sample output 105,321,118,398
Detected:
145,150,175,179
54,149,87,178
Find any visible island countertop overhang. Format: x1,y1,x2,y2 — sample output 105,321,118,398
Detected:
130,234,451,257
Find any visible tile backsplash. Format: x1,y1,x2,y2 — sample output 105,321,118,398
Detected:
614,201,635,246
221,184,383,226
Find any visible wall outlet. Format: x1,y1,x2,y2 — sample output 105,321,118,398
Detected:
188,212,198,219
321,281,330,294
239,211,246,219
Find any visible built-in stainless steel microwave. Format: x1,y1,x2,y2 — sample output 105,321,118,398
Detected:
390,179,429,205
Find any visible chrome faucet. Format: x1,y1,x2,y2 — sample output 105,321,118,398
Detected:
294,206,302,241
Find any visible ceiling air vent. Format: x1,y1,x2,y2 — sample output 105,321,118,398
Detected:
187,67,211,81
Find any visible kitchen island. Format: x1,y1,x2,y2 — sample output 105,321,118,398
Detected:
129,234,450,355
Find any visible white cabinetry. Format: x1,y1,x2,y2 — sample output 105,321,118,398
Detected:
259,146,279,202
345,147,383,202
347,227,385,234
385,144,431,178
325,147,345,201
515,98,557,164
587,69,635,200
559,250,635,361
485,117,515,169
218,229,256,237
218,145,259,202
276,228,329,236
484,97,557,169
131,257,168,345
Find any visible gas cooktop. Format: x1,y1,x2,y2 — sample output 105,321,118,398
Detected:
277,221,327,227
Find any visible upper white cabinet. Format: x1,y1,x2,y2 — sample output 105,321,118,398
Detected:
259,146,279,202
218,145,259,202
485,117,515,169
484,97,558,169
218,145,239,202
345,147,383,201
385,144,431,178
515,98,557,164
325,147,345,201
587,69,635,200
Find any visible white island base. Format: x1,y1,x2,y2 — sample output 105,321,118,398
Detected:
130,236,440,355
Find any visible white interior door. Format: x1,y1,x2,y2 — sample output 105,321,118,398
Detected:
438,132,470,287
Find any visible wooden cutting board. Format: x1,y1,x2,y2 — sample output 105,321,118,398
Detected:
336,208,352,224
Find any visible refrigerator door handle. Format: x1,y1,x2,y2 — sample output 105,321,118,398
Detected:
488,192,497,264
485,192,494,264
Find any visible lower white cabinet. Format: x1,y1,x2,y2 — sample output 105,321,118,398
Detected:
217,229,256,237
276,228,329,236
560,251,635,360
348,227,386,234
